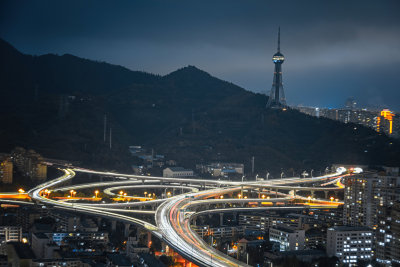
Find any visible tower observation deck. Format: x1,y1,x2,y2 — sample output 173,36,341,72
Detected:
266,27,287,108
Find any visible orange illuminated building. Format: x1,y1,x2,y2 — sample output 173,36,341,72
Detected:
377,109,395,134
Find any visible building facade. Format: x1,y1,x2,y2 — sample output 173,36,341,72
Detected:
326,226,373,265
295,106,399,138
11,147,47,181
269,225,305,251
0,156,13,184
376,202,400,265
162,167,194,178
343,168,400,228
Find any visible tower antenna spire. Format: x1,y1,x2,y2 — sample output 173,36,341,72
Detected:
267,27,286,108
277,26,280,52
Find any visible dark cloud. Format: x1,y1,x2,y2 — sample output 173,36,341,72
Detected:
1,0,400,109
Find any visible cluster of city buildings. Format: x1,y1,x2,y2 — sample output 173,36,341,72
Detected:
129,145,245,179
0,205,164,267
294,99,398,138
0,154,13,184
196,162,244,178
0,148,48,185
191,165,400,266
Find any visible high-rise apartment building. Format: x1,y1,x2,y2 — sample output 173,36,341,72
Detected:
376,202,400,265
327,226,373,265
343,167,400,228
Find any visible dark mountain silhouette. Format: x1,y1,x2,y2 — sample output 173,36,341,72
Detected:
1,38,399,174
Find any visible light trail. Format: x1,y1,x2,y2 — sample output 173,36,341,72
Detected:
14,166,353,267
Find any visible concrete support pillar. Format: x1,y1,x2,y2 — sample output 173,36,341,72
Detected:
124,223,130,237
311,191,315,198
111,220,117,232
324,191,329,199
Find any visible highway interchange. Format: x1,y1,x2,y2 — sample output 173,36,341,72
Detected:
1,166,353,267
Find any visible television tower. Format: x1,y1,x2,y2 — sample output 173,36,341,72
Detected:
266,27,287,108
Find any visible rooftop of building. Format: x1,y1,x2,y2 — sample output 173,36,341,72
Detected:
32,258,81,263
329,226,372,232
138,253,166,267
286,213,313,219
8,242,36,259
33,232,49,239
31,223,53,232
305,228,325,237
107,253,132,266
165,167,193,172
279,250,326,256
271,224,302,234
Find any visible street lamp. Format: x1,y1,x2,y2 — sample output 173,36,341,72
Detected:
167,192,171,197
266,172,270,180
238,194,242,199
119,191,124,196
70,190,75,197
311,169,314,177
220,195,224,199
95,190,99,198
330,196,334,202
18,188,25,193
261,195,266,199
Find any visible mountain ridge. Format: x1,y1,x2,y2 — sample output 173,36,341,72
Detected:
0,37,399,174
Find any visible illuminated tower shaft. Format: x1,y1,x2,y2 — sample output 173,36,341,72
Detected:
267,28,286,108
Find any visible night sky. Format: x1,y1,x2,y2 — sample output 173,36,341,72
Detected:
1,1,400,110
